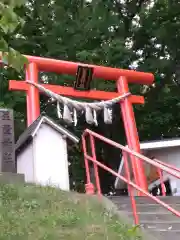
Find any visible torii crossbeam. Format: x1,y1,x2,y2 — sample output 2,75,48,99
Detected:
1,54,154,194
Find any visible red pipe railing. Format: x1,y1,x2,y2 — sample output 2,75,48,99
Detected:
123,151,139,224
157,168,166,196
82,129,180,225
154,158,180,173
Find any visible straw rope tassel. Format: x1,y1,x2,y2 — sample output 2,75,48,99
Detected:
85,106,94,124
63,104,72,124
57,101,62,119
104,107,112,124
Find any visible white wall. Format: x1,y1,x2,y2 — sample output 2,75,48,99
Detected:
115,146,180,195
17,143,34,182
33,124,70,191
145,147,180,195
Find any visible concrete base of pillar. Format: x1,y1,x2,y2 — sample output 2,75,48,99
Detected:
0,172,25,184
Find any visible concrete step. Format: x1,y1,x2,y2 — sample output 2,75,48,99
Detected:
109,196,180,239
141,221,180,231
0,172,24,184
128,212,180,222
117,203,180,212
148,230,180,240
108,196,180,204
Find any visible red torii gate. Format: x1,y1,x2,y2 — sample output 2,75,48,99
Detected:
6,55,154,193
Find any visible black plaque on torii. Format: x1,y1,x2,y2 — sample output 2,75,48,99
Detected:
0,109,15,173
74,65,94,91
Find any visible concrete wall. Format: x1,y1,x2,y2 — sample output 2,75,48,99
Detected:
145,147,180,195
115,146,180,196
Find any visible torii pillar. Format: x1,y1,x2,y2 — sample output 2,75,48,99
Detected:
6,55,154,194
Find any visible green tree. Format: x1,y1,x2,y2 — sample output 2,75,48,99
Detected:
0,0,28,136
0,0,27,71
132,0,180,139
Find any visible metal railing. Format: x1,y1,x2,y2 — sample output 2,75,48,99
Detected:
82,129,180,225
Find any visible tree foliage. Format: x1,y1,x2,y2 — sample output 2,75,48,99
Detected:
0,0,27,71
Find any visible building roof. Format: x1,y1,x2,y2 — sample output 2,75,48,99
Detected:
15,115,79,154
135,138,180,150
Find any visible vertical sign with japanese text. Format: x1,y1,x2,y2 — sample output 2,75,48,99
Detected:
0,109,15,172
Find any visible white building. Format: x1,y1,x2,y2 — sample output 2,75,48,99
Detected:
115,139,180,196
15,116,79,191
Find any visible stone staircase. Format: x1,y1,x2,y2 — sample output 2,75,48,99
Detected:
108,196,180,240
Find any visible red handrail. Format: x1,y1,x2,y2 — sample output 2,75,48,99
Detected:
83,129,180,178
154,158,180,173
82,129,180,225
157,168,166,196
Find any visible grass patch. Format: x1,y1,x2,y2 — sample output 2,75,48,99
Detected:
0,183,145,239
